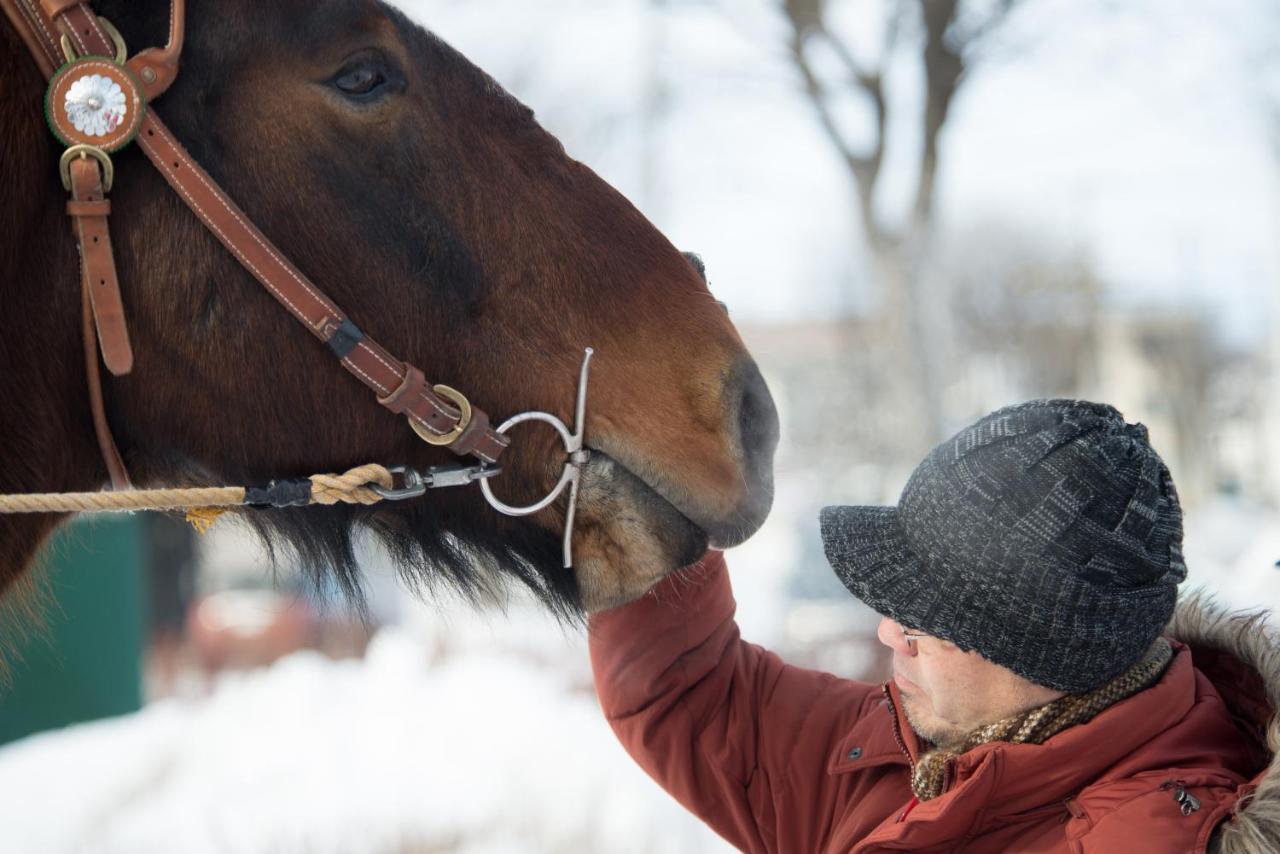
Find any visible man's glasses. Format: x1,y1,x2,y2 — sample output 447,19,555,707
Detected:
898,624,929,647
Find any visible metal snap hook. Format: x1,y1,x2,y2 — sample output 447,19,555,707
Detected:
480,348,594,568
369,465,426,501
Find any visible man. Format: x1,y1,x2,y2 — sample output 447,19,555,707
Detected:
589,400,1278,853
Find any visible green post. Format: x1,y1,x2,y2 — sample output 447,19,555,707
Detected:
0,516,145,745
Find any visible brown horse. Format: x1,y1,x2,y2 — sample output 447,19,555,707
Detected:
0,0,778,618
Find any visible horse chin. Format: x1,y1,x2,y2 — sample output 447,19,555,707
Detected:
572,452,709,613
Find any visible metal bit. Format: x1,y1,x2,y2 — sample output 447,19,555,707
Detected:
480,348,595,568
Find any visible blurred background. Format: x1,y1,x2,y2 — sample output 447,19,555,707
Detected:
2,0,1278,851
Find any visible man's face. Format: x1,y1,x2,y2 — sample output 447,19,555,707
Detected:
875,617,1064,748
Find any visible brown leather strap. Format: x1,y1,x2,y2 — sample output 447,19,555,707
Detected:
82,275,132,489
377,364,426,414
37,0,78,20
66,198,109,216
3,0,58,76
452,409,503,461
130,107,509,461
4,0,511,464
68,155,133,375
48,2,106,64
48,1,95,59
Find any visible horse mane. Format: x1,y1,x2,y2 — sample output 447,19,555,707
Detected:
243,496,581,623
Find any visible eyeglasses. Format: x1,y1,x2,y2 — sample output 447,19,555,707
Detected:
898,624,929,647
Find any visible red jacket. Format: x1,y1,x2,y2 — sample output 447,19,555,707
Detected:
589,552,1278,853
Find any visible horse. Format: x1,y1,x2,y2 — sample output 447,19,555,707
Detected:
0,0,779,623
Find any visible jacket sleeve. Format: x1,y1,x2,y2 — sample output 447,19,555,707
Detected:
588,551,878,854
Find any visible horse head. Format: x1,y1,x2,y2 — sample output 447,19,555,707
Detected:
0,0,779,614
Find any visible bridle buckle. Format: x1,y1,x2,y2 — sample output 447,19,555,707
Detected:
411,384,473,447
59,144,113,192
60,14,126,65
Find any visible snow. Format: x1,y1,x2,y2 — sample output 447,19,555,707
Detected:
0,612,733,854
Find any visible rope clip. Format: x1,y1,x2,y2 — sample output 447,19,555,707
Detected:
371,463,501,501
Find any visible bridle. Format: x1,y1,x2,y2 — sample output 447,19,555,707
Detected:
0,0,595,568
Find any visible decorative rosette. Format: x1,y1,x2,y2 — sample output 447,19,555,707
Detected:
45,58,146,152
64,73,128,138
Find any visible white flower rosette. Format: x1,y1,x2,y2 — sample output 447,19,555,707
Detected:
64,73,128,138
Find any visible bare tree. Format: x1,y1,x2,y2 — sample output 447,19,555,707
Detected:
779,0,1024,448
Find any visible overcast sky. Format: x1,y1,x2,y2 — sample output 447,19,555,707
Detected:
397,0,1280,346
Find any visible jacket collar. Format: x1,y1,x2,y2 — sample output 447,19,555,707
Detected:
827,685,916,776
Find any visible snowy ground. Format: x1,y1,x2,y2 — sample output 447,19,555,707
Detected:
0,609,733,854
0,494,806,854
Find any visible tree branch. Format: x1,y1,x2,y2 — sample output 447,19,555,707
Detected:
913,0,964,228
781,0,893,250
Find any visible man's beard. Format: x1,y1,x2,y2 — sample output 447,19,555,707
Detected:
900,693,967,751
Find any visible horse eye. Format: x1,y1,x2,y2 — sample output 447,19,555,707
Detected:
334,66,386,97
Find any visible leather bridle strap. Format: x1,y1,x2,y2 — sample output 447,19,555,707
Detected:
1,0,54,75
130,112,510,463
82,272,132,488
68,154,133,376
5,0,511,465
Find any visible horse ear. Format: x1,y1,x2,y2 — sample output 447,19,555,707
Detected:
682,251,706,283
679,251,729,314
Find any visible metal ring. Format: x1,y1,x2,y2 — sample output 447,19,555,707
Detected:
59,145,114,193
60,16,128,66
475,348,594,568
479,411,577,516
410,384,472,447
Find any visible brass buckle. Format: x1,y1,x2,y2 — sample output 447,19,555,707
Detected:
411,384,472,446
59,145,114,193
60,16,128,66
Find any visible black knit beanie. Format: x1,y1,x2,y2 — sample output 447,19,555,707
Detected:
820,399,1186,693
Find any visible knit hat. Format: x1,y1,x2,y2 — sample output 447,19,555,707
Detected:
820,399,1187,693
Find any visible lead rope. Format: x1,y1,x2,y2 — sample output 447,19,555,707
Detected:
0,349,597,565
0,462,502,510
0,461,500,537
0,464,397,526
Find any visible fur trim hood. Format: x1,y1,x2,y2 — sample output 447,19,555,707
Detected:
1170,594,1280,854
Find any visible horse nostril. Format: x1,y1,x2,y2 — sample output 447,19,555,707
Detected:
736,359,779,480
